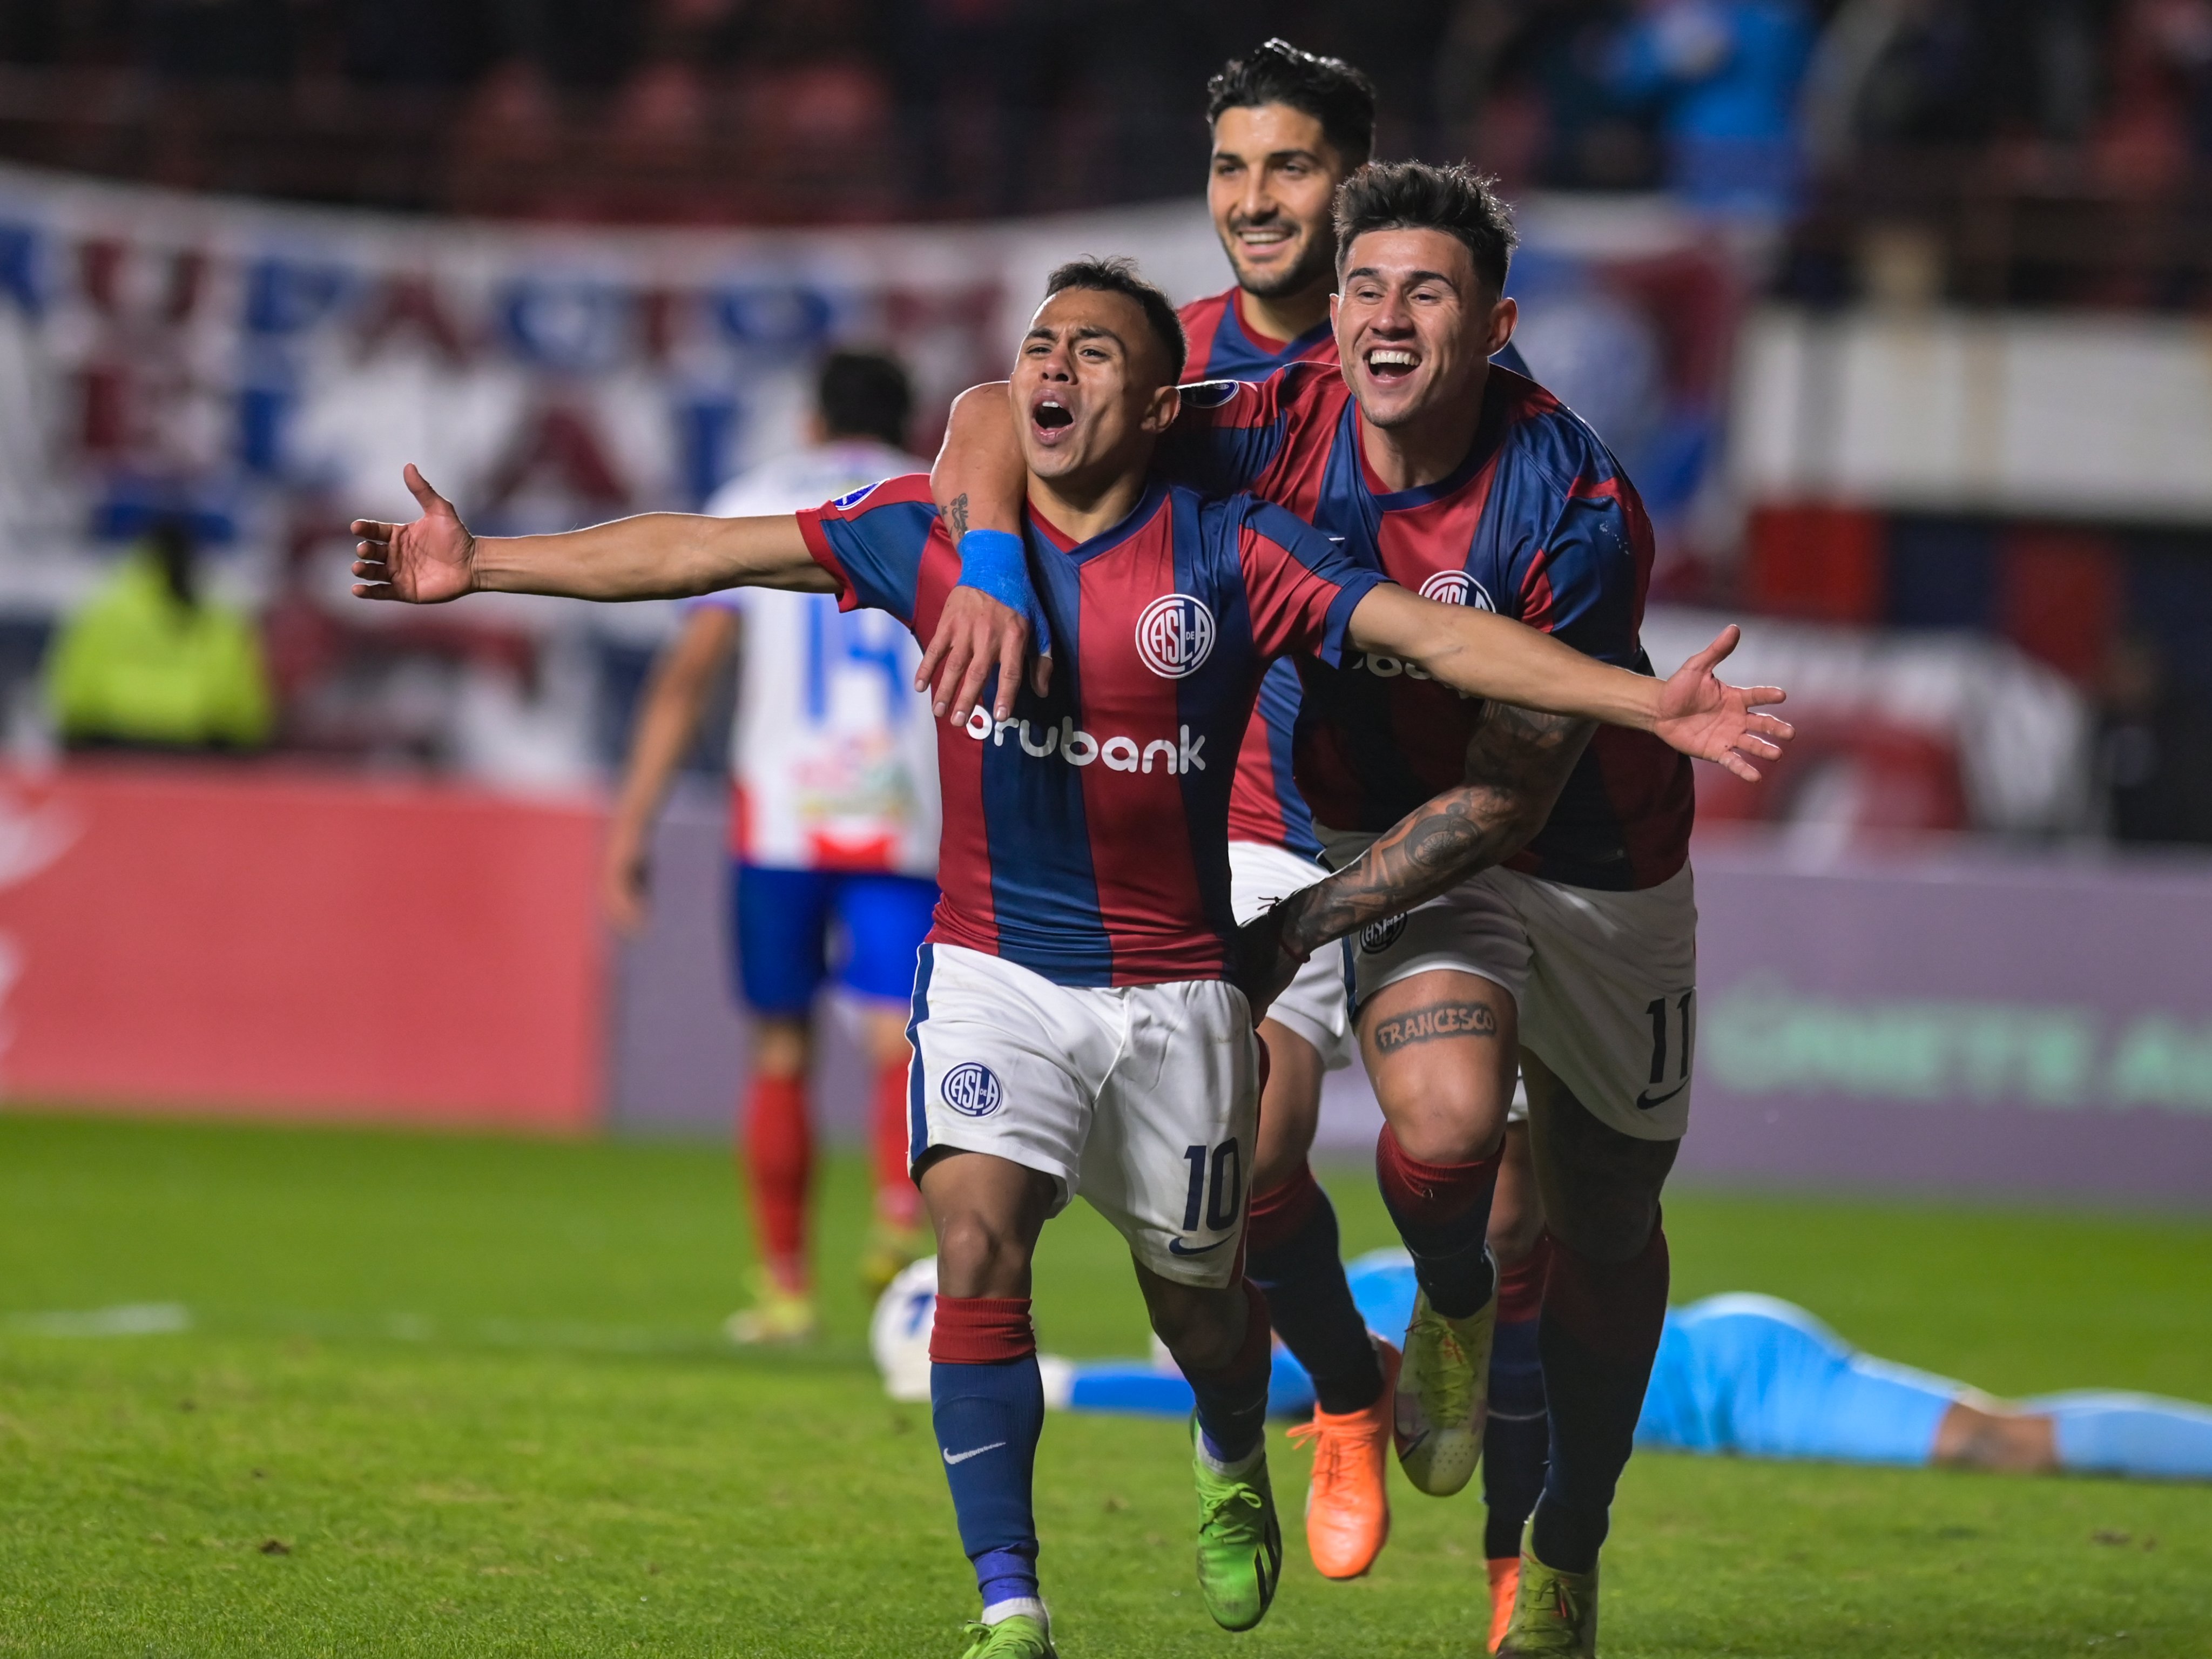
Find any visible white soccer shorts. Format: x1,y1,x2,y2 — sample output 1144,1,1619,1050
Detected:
1228,839,1355,1071
1319,834,1698,1143
905,943,1261,1288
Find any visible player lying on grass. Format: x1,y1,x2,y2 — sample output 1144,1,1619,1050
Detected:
874,1251,2212,1501
932,161,1754,1654
350,259,1784,1659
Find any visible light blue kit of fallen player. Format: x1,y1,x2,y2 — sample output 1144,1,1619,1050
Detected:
1046,1252,2212,1482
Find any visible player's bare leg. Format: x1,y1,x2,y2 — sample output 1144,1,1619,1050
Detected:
728,1015,818,1343
1498,1051,1676,1658
858,1004,929,1298
1134,1259,1286,1631
1247,1016,1398,1577
1932,1401,2061,1473
1360,968,1519,1496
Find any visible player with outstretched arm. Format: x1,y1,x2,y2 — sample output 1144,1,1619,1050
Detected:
932,162,1754,1656
351,260,1785,1659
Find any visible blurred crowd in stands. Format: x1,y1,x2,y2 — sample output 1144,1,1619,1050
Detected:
0,1,2206,231
6,0,2212,849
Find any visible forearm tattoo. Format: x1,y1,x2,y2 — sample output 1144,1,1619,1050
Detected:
1370,1001,1499,1051
946,491,970,545
1277,703,1595,959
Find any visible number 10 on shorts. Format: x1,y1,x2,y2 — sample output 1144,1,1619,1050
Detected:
1181,1141,1244,1234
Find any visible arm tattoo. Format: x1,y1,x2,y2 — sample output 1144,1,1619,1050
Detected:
1275,703,1595,959
946,491,970,545
1371,1001,1498,1051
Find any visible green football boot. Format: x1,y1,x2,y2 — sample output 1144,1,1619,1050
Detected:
1393,1275,1495,1496
1189,1419,1284,1631
1495,1526,1599,1658
956,1613,1056,1658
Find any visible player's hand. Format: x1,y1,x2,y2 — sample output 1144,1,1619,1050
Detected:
350,465,477,604
602,823,652,935
1230,902,1310,1025
1653,625,1792,783
915,585,1053,726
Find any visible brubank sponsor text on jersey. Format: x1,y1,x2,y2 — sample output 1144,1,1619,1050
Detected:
956,709,1208,776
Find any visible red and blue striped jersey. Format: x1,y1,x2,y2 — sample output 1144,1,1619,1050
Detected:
1179,286,1338,385
1181,287,1338,859
1163,360,1694,893
797,474,1385,987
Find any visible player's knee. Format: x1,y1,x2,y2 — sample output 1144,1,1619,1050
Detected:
1381,1092,1506,1167
932,1210,1034,1296
751,1019,812,1079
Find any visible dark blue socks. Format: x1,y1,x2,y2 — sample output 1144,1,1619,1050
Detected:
1530,1223,1669,1575
1246,1164,1385,1416
931,1296,1046,1614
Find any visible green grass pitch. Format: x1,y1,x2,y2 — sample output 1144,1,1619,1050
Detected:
2,1112,2208,1657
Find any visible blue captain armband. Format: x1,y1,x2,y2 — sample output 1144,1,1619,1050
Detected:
954,528,1053,658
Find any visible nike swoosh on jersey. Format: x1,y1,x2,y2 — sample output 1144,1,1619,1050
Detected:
1168,1236,1233,1256
1634,1081,1690,1111
942,1441,1007,1466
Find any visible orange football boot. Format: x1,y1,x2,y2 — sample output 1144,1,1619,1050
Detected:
1285,1338,1401,1580
1486,1556,1521,1653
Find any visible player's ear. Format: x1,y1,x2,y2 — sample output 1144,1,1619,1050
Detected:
1143,380,1181,435
1487,294,1518,359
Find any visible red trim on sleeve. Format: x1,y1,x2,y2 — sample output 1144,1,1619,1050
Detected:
793,508,863,614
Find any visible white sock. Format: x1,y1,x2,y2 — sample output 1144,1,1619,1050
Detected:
1197,1437,1265,1479
981,1596,1047,1629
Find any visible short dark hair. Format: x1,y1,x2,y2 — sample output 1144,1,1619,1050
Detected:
817,350,914,448
1042,257,1188,384
1333,161,1518,294
1205,39,1377,168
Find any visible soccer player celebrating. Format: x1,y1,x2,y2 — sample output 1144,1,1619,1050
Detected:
604,350,939,1341
932,165,1740,1654
1190,40,1415,1582
352,260,1784,1657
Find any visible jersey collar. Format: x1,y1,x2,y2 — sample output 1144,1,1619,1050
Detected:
1230,289,1333,363
1024,478,1170,564
1350,370,1512,512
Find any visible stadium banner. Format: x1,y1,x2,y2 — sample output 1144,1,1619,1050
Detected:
1674,839,2212,1206
0,161,1741,604
0,762,605,1130
608,799,2212,1204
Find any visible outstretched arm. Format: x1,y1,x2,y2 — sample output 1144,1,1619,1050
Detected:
920,382,1049,724
1345,586,1790,781
350,465,832,605
1233,703,1589,1011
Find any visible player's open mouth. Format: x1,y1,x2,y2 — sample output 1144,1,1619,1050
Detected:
1364,347,1420,382
1233,224,1293,250
1031,397,1074,437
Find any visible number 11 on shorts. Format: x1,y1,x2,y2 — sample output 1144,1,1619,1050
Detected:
1638,989,1695,1112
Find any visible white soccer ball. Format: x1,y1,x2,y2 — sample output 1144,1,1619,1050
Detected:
871,1255,939,1403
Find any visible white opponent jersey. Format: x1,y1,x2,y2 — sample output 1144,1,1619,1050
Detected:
699,440,939,876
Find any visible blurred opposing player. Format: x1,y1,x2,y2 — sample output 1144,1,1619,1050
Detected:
353,258,1784,1659
603,350,937,1343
